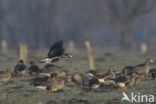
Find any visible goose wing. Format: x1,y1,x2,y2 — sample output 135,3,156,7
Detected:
48,40,65,58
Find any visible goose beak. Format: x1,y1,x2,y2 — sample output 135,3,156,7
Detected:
151,59,155,64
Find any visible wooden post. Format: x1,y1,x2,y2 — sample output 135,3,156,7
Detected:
85,41,95,70
140,43,147,53
1,40,7,53
19,44,28,64
68,41,74,52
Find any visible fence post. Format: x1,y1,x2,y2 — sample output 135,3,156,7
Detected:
1,40,7,53
19,44,28,64
140,43,147,53
85,41,95,70
68,41,74,52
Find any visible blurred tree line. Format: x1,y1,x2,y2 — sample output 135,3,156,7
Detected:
0,0,156,49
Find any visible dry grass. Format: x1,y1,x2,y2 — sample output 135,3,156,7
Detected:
0,49,156,104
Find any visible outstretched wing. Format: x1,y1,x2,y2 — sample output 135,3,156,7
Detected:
48,40,65,58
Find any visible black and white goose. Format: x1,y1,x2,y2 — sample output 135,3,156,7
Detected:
29,61,40,76
39,40,72,63
14,60,27,75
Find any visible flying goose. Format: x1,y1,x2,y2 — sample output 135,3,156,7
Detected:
39,40,72,63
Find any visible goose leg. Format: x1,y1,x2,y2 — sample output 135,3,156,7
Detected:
80,83,83,88
90,88,94,93
123,87,127,92
117,88,121,91
48,91,53,95
37,89,40,93
103,81,109,86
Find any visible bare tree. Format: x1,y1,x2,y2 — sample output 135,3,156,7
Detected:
106,0,156,49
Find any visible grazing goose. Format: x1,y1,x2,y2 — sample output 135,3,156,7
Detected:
97,65,116,85
149,68,156,80
14,60,27,75
39,40,72,63
115,73,138,92
29,61,40,76
0,68,12,84
72,69,84,87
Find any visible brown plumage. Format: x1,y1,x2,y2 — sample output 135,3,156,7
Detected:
72,69,84,87
97,65,116,85
122,59,155,78
86,66,116,78
0,68,12,84
46,77,65,95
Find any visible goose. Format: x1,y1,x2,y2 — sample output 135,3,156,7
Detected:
122,59,155,78
115,73,138,92
33,73,57,92
0,68,12,84
29,61,40,76
46,77,66,95
72,69,84,87
39,40,72,63
88,77,100,92
14,60,27,75
97,65,116,86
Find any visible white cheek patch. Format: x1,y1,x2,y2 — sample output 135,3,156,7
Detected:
151,59,155,63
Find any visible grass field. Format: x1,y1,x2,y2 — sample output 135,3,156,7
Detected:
0,49,156,104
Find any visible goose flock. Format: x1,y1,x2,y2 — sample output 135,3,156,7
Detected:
0,40,156,96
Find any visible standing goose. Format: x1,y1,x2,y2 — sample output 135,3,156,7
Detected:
72,69,84,87
133,59,155,77
14,60,27,75
39,40,72,63
0,68,12,84
122,59,155,78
